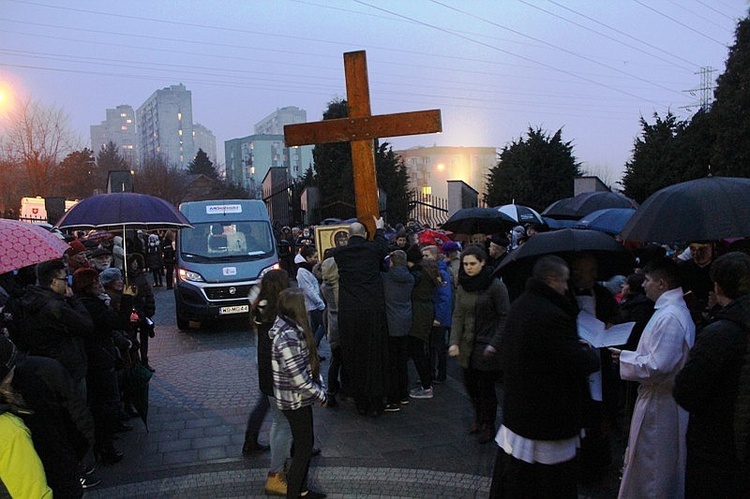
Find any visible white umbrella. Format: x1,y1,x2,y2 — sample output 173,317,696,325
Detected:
494,204,544,225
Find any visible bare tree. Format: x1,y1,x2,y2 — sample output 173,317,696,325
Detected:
136,154,186,205
0,98,79,197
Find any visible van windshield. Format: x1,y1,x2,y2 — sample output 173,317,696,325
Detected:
179,221,274,261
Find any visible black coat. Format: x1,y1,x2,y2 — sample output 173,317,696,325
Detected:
501,278,600,441
13,355,95,498
674,293,750,497
78,294,122,372
8,285,94,382
334,231,389,311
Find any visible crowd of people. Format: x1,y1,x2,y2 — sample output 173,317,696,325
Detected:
1,216,749,498
0,228,172,497
247,219,749,499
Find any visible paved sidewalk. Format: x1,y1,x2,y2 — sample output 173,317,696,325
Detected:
84,287,619,498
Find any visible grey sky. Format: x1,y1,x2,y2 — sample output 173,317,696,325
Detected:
1,0,748,187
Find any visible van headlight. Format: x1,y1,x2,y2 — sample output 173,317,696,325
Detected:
258,263,281,280
178,268,205,282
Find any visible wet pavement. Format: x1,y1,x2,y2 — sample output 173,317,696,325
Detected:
84,285,620,498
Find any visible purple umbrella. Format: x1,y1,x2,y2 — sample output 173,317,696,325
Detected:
55,192,191,279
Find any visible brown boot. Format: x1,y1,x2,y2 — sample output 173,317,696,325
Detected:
264,472,287,496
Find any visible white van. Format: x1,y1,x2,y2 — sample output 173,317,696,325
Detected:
174,199,279,329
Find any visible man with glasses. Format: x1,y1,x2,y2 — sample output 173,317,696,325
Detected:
5,259,94,396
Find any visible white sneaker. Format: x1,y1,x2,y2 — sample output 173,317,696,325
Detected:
409,387,433,399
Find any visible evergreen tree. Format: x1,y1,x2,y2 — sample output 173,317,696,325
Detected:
96,141,129,173
485,127,581,211
710,15,750,176
313,99,355,219
187,148,218,179
620,111,713,203
57,148,98,198
376,141,411,224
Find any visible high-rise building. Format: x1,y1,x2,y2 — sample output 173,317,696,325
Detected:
225,134,292,199
192,123,217,165
90,104,138,166
254,106,307,135
136,84,195,168
394,145,498,199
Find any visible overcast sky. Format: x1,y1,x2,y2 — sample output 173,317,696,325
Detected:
1,0,748,187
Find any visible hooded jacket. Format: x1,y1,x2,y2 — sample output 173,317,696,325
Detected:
674,293,750,496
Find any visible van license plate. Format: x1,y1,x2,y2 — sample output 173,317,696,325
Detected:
219,305,249,315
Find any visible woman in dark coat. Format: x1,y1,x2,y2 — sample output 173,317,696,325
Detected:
72,268,125,464
126,253,156,371
449,245,510,443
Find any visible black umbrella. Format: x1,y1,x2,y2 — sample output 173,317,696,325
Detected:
542,191,638,220
620,176,750,243
495,228,635,299
441,207,515,235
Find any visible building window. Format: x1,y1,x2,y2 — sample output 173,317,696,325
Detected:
178,130,183,136
126,119,132,124
177,112,182,121
422,186,432,195
121,125,128,130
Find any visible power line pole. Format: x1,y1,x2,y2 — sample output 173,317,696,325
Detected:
682,66,716,112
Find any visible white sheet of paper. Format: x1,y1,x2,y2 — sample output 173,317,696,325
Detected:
577,311,635,348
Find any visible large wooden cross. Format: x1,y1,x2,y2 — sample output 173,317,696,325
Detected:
284,50,442,237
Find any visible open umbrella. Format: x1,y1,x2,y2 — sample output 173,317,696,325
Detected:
542,191,638,220
0,219,72,275
441,207,515,235
496,228,635,299
620,176,750,243
55,192,191,278
574,208,636,235
494,204,544,225
417,229,453,247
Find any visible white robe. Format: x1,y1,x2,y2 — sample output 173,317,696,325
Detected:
618,287,695,499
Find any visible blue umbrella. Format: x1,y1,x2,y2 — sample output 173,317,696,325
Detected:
54,192,191,230
574,208,636,235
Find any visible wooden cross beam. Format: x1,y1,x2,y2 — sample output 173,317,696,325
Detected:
284,50,442,237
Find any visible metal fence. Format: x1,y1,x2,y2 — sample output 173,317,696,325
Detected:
407,191,448,228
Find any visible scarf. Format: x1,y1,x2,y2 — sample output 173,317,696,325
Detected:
459,265,493,293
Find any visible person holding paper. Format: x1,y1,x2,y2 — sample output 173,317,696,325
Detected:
569,253,620,484
610,257,695,499
489,255,599,498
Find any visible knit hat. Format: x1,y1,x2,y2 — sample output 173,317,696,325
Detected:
99,267,123,286
65,239,87,256
441,241,460,254
0,336,18,382
72,267,100,294
294,253,306,264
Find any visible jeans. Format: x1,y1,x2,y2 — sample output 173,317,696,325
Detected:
244,393,270,442
268,397,293,474
429,326,449,380
282,405,315,497
387,336,409,403
408,336,432,389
